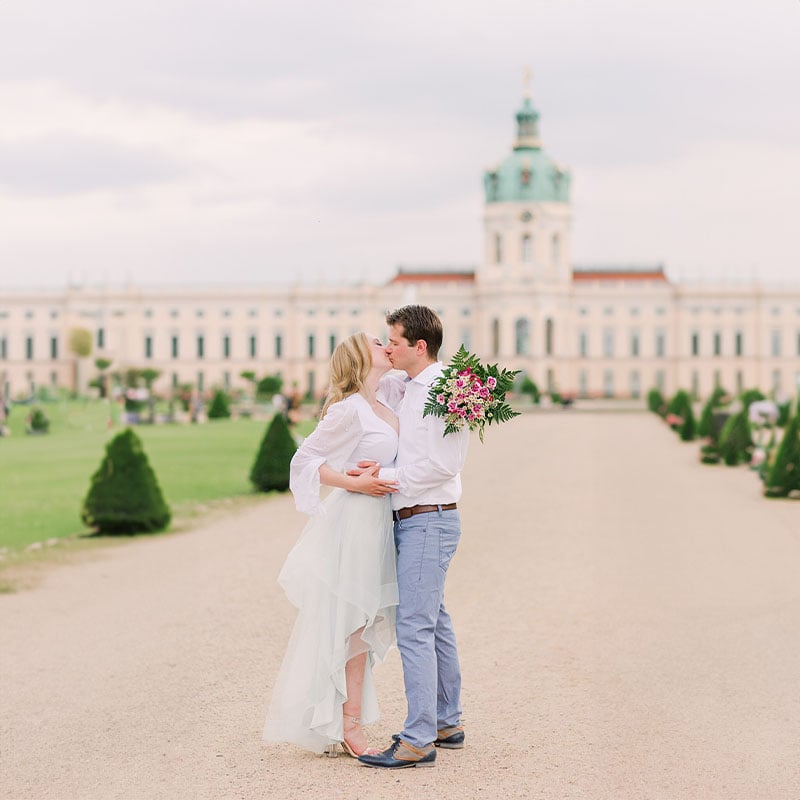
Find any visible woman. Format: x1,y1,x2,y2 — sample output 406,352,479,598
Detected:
263,333,403,757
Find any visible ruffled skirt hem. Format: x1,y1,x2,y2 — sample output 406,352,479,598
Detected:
263,489,398,753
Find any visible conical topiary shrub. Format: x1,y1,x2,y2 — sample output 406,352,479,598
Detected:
764,412,800,498
647,387,666,416
679,402,696,441
81,428,171,534
698,386,727,437
666,389,692,431
718,410,754,467
739,388,765,408
207,389,231,419
250,413,298,492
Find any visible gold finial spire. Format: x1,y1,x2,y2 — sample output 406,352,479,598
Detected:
522,65,532,98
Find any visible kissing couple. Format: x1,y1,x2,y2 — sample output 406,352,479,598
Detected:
263,304,469,768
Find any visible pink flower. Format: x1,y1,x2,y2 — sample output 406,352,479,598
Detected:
486,376,497,389
447,401,458,413
457,408,467,417
455,378,465,388
479,387,489,398
436,393,446,404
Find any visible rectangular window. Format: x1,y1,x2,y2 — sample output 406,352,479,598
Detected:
630,330,640,358
307,370,315,397
223,371,231,390
50,336,58,360
0,336,7,360
308,334,315,358
249,335,257,358
25,336,33,360
771,329,782,357
579,330,588,358
223,335,231,359
197,335,205,359
171,335,179,359
772,369,781,392
578,369,588,397
521,235,532,263
630,370,640,399
655,329,665,358
691,331,699,357
603,369,614,398
713,331,722,357
735,331,743,357
797,332,800,356
197,371,204,393
602,328,614,358
655,369,665,392
144,335,153,359
736,370,743,393
691,371,699,397
97,328,105,349
275,334,283,359
329,334,336,356
461,328,471,351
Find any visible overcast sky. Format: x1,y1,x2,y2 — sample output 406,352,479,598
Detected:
1,0,799,290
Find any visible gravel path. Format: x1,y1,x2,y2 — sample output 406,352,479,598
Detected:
2,413,800,800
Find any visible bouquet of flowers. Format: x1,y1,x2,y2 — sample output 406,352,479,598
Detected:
424,345,520,442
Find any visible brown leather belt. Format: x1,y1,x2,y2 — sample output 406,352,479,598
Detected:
393,503,457,521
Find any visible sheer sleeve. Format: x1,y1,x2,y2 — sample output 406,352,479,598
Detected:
289,399,362,516
377,372,407,412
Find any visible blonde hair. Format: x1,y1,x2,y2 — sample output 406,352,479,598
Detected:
320,332,372,419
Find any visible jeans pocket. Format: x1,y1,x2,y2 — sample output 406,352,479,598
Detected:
437,521,461,572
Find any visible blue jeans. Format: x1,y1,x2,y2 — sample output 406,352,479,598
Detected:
394,508,462,748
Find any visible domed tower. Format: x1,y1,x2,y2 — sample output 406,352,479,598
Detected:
480,83,572,287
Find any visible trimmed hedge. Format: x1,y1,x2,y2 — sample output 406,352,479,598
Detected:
764,412,800,498
208,390,232,419
81,428,171,534
718,410,754,467
250,413,298,492
647,387,666,416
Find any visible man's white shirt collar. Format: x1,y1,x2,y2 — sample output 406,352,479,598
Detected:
407,361,442,386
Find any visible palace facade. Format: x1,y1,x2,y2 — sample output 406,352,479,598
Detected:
2,91,800,403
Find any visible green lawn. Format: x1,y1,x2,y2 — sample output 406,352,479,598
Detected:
0,401,316,550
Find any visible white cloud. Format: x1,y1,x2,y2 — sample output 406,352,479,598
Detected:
0,0,798,287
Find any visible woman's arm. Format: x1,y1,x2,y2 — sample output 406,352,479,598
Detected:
318,463,397,497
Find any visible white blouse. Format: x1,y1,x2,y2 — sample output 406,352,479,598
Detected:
289,377,404,516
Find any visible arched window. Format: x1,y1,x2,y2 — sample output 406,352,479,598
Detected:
521,234,532,263
491,318,500,357
515,318,530,356
544,318,554,356
551,233,560,266
494,234,503,264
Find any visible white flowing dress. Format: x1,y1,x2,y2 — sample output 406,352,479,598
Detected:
263,390,401,754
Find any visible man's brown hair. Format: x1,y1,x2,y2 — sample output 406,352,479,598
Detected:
386,305,443,360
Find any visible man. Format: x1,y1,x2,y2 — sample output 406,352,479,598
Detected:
356,305,469,769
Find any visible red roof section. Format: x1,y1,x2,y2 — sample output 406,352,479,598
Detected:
388,270,475,285
572,268,668,283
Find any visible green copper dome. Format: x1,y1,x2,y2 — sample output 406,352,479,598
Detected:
483,95,571,204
